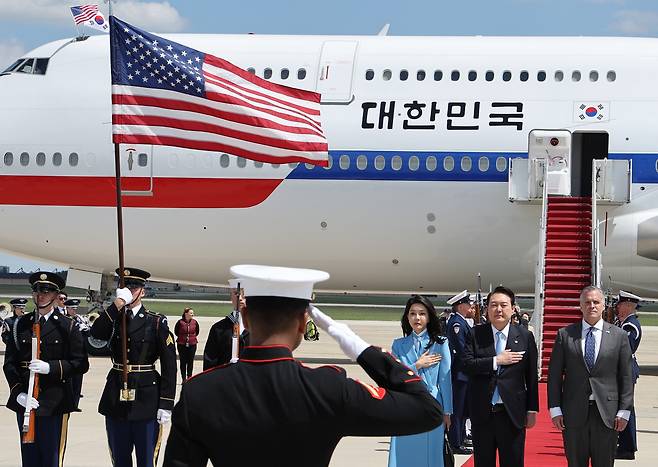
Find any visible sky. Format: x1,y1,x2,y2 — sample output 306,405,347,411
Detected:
0,0,658,270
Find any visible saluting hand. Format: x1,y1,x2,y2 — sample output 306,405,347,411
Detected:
415,350,441,370
496,349,524,366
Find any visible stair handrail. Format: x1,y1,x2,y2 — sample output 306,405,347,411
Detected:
591,160,601,288
530,158,548,377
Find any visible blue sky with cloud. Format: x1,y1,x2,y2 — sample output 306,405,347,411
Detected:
0,0,657,270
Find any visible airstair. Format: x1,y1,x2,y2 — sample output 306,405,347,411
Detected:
509,130,632,380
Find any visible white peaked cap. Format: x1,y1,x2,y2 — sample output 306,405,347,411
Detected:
228,278,242,289
447,290,470,306
229,265,330,300
617,290,642,302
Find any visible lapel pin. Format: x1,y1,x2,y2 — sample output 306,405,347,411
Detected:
139,313,144,318
514,340,518,344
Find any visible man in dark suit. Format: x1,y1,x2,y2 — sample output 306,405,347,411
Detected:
463,285,539,467
548,285,634,467
3,272,89,467
164,265,444,467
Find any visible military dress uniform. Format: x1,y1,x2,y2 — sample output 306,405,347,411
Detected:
164,265,443,467
2,298,28,344
202,312,249,370
446,290,472,452
2,272,89,467
64,299,89,410
616,290,643,459
90,268,176,467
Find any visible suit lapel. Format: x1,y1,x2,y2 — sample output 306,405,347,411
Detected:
592,321,611,374
128,308,147,334
570,321,588,371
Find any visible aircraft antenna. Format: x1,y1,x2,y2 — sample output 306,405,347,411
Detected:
377,24,390,36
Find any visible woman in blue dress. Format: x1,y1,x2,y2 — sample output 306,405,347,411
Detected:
388,295,453,467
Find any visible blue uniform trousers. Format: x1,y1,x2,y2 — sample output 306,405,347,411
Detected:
448,378,468,449
15,413,69,467
617,405,637,453
105,417,163,467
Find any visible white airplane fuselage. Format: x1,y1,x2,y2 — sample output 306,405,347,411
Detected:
1,33,657,295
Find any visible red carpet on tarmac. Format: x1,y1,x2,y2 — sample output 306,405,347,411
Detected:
461,383,567,466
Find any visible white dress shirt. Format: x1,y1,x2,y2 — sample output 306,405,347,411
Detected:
549,319,630,420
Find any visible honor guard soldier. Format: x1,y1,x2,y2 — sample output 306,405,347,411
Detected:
164,265,443,467
90,268,177,467
202,278,249,370
615,290,643,460
2,298,27,344
3,272,89,467
446,290,474,454
65,299,89,410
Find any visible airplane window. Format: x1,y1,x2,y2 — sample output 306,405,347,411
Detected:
502,71,512,82
297,68,307,80
408,155,420,171
478,156,489,172
426,155,437,171
485,71,494,82
365,69,374,80
69,152,79,166
305,163,315,170
33,58,49,75
433,70,443,81
138,153,148,167
254,161,264,168
339,154,351,170
36,152,46,166
496,156,507,172
399,70,409,81
607,70,616,82
356,155,367,170
2,59,24,73
52,152,62,166
417,70,426,81
383,69,392,81
263,68,272,79
374,155,385,170
20,152,29,166
461,156,472,171
443,156,454,171
589,70,599,82
16,59,35,74
238,157,247,168
288,162,298,168
3,152,12,166
247,67,256,74
468,71,477,82
554,70,564,82
220,154,230,168
271,163,280,168
537,71,546,82
281,68,290,79
391,155,402,171
572,70,581,82
451,70,460,81
520,71,529,82
325,154,333,169
656,159,658,172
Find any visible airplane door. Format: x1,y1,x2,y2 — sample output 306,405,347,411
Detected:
316,41,357,103
594,159,632,204
119,145,153,195
528,130,571,196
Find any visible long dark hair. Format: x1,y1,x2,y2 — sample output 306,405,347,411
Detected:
401,295,446,348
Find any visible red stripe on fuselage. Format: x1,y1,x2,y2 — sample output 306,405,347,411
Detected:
0,175,282,208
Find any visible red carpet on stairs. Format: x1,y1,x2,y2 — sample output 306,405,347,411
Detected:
460,383,566,467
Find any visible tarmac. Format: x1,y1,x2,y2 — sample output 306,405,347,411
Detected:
1,316,657,466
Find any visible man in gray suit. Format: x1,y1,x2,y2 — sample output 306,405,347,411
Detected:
548,286,633,467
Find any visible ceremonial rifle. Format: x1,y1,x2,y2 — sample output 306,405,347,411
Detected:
230,282,241,363
474,273,483,324
22,316,41,443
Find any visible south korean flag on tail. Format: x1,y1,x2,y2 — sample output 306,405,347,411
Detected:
574,102,609,122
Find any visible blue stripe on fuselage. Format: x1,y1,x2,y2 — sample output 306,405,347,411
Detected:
287,151,658,184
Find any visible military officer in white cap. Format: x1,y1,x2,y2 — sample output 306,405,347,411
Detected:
615,290,642,460
203,278,249,369
446,290,474,454
164,265,444,467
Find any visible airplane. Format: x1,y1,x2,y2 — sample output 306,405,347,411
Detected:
1,31,657,296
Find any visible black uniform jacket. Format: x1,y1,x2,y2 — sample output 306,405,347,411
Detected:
3,310,89,415
90,303,177,419
463,323,539,429
164,345,444,467
202,315,249,370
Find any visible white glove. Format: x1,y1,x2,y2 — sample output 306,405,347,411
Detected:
17,392,39,411
157,409,172,425
115,287,134,306
308,306,369,361
28,359,50,375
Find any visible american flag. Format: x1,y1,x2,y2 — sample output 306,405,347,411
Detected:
110,17,328,166
70,5,99,25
